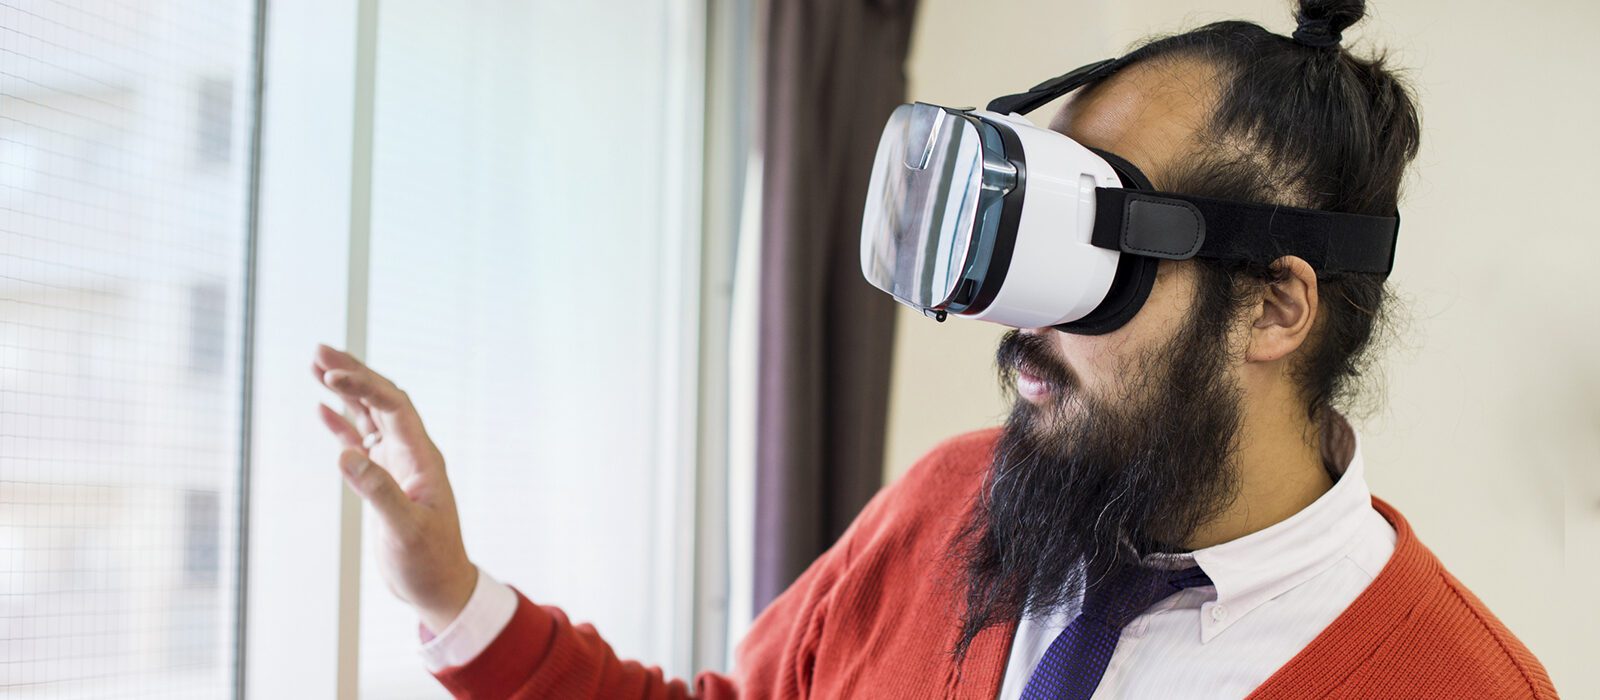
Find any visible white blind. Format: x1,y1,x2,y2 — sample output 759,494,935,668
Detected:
357,2,702,697
0,1,257,697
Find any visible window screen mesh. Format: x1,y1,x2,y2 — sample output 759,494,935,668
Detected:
0,1,258,697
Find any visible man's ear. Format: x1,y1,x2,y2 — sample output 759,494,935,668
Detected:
1246,256,1319,363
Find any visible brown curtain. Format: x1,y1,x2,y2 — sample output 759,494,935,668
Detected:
755,0,920,609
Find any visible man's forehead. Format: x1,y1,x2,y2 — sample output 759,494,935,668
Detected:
1045,59,1218,189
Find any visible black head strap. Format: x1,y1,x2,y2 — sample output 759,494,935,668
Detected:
986,57,1129,116
1090,189,1400,276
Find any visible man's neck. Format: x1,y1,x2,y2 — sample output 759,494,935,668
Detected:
1182,402,1345,550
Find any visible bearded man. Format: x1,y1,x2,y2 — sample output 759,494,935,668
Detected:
311,1,1555,697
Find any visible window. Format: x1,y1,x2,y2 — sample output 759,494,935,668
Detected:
355,4,707,696
4,2,739,696
0,1,259,697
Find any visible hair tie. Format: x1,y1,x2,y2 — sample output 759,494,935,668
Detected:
1292,17,1342,49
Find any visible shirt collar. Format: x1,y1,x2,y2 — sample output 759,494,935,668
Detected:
1142,417,1374,643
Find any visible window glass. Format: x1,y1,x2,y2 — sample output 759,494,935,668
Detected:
0,1,258,697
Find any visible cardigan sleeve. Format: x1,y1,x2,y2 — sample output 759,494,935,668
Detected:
425,430,991,699
429,483,901,699
430,589,732,699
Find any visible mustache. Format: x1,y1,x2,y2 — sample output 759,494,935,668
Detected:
995,330,1077,391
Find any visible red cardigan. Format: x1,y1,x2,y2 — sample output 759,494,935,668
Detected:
435,429,1558,699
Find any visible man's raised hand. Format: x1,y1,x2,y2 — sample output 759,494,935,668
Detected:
312,344,477,633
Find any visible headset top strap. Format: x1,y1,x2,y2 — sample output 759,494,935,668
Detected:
985,57,1127,115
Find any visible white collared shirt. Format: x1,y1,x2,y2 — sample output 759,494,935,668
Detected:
997,432,1397,699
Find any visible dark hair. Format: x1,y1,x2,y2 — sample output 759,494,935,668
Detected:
1119,0,1422,421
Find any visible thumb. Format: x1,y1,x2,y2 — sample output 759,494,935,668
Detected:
338,448,415,530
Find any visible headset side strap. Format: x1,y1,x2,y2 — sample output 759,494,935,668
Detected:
1092,188,1400,276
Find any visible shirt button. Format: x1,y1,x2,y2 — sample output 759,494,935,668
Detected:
1211,605,1227,622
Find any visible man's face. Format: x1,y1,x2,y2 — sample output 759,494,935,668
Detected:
953,58,1251,653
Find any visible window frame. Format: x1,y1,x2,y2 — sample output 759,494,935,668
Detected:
244,0,374,697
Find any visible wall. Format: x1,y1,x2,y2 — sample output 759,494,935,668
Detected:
885,0,1598,695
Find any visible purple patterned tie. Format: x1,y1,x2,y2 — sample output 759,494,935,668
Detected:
1018,564,1212,700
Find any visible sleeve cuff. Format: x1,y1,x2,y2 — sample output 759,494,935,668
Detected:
418,567,519,672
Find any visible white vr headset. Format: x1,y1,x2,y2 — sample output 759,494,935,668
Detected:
860,57,1400,334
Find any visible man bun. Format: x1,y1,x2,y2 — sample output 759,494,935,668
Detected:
1292,0,1365,48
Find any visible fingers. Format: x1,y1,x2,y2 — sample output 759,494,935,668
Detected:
314,345,409,413
315,345,398,402
338,448,416,532
323,368,411,413
336,392,378,437
318,403,364,448
313,344,427,442
313,343,365,375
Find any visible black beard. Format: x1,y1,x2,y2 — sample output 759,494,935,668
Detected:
950,307,1245,657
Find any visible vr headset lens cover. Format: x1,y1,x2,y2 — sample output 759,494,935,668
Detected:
861,103,1011,312
859,57,1401,335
